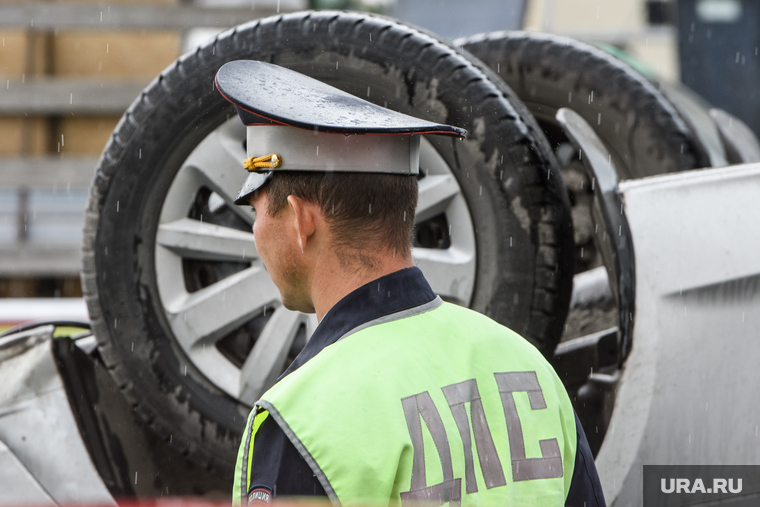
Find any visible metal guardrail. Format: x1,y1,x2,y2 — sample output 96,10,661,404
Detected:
1,158,95,276
0,2,286,30
0,1,305,277
0,244,82,276
0,79,146,115
1,157,98,188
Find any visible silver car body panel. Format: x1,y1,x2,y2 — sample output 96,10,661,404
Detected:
597,162,760,505
0,327,115,505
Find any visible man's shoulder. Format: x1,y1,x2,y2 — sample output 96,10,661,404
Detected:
434,302,548,355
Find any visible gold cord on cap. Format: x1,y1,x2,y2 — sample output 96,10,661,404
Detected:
244,154,282,171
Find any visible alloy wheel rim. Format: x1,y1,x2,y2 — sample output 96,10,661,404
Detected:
154,117,477,404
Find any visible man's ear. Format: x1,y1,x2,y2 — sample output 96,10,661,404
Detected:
287,195,317,252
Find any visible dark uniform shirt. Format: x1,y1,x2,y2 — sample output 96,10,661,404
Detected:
249,267,606,506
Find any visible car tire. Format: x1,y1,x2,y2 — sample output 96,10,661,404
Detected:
81,12,574,476
458,31,711,277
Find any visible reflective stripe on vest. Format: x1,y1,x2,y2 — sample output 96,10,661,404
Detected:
233,409,269,506
235,301,577,506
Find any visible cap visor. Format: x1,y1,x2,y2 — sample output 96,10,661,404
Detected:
234,171,273,205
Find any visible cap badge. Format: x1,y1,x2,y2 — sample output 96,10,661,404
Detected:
244,154,282,172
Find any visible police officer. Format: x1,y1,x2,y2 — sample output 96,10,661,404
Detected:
216,60,605,507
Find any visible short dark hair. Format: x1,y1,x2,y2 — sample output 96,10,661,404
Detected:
265,172,418,263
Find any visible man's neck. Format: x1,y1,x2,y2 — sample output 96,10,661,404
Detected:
310,253,414,322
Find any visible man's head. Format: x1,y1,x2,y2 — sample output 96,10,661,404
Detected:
250,171,418,312
214,60,465,316
266,171,418,259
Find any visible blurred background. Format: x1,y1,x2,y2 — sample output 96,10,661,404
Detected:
0,0,755,330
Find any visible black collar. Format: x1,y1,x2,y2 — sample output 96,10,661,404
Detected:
280,267,436,378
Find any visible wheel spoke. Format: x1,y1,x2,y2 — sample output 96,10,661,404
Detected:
157,218,258,262
414,247,475,305
183,124,248,208
416,174,460,223
165,266,279,349
239,306,305,404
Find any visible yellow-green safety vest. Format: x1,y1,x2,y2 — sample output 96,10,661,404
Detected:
234,299,577,506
